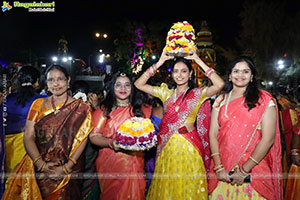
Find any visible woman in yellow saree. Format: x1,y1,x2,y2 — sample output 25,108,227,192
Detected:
135,49,224,200
89,72,151,200
3,65,93,200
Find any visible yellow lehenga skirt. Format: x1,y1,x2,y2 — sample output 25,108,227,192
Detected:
5,132,26,173
147,134,208,200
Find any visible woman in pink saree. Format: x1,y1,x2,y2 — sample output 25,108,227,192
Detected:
209,56,283,200
89,72,151,200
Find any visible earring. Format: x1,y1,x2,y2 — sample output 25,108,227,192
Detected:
229,77,232,81
250,78,253,82
189,76,192,80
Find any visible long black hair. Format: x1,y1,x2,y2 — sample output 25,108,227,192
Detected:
172,57,196,95
223,56,260,110
15,66,40,107
100,71,145,118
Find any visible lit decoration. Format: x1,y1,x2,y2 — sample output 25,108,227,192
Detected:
131,28,149,74
193,21,216,86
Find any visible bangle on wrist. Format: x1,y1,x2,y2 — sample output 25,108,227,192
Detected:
38,161,46,172
62,165,69,174
213,164,224,171
64,164,71,174
69,157,77,165
215,167,225,174
211,152,220,158
237,167,247,178
240,165,250,175
249,156,259,165
205,68,216,78
291,152,299,156
33,155,42,165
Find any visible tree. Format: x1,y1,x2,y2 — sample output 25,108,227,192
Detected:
237,0,300,88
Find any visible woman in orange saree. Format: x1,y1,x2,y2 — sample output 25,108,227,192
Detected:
3,65,93,200
209,56,283,200
89,72,151,200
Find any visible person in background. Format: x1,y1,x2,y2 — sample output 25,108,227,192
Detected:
3,64,93,199
89,72,152,200
71,80,100,200
135,48,224,200
2,66,46,174
208,56,283,200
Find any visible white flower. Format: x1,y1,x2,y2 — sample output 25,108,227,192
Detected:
73,92,87,102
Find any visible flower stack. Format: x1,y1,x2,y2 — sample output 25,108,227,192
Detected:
116,117,157,151
165,21,196,57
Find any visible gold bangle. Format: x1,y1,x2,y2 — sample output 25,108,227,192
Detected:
62,165,69,175
64,164,71,173
211,152,220,158
213,164,223,171
40,161,47,172
215,167,225,174
69,157,77,165
33,155,42,165
249,156,259,165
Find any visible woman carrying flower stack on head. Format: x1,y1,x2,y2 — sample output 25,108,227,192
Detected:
134,48,224,200
208,56,283,200
3,64,93,200
89,72,152,200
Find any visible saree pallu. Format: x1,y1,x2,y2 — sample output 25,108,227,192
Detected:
5,132,26,173
208,90,283,200
147,86,210,200
93,105,151,200
2,99,93,200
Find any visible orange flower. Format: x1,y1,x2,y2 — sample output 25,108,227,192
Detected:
137,130,143,136
144,127,151,133
130,130,138,137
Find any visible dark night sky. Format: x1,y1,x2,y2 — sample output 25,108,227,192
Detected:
0,0,297,64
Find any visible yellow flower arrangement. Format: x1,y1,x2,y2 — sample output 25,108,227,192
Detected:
132,121,141,129
123,120,132,128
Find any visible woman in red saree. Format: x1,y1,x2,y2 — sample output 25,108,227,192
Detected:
3,65,93,200
285,97,300,200
209,56,283,200
135,50,224,200
89,72,151,200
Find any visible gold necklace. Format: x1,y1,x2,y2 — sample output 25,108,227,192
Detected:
173,87,189,112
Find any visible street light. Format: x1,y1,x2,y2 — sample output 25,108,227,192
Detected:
103,33,108,38
52,56,58,62
95,33,100,38
277,59,285,69
62,57,68,62
99,54,105,63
